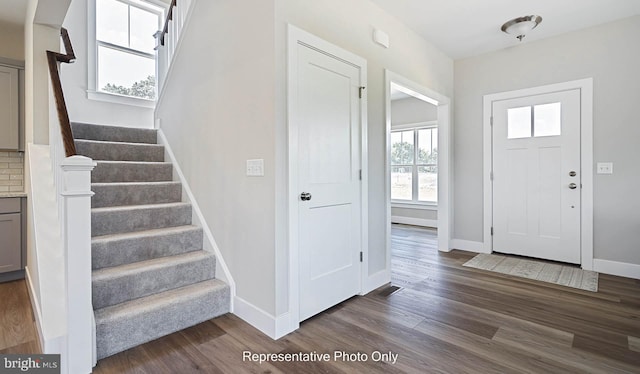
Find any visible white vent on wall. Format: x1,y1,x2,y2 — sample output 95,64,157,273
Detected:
373,29,389,48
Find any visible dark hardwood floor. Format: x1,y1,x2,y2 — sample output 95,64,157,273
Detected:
0,279,39,354
3,224,639,373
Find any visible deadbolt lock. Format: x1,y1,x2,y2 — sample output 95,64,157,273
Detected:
569,171,577,177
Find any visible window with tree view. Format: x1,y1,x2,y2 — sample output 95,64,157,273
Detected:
96,0,163,100
391,127,438,203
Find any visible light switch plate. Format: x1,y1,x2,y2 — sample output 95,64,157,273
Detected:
246,159,264,177
596,162,613,174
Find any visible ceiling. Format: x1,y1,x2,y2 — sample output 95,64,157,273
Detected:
2,0,638,57
0,0,28,25
369,0,640,59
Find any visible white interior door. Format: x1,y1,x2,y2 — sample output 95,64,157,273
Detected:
296,43,362,321
492,89,581,264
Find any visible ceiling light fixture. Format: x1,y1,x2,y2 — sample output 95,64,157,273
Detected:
501,15,542,41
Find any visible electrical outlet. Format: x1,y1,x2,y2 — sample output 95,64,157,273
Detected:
596,162,613,174
246,159,264,177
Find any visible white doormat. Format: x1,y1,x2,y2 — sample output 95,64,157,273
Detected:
463,253,598,292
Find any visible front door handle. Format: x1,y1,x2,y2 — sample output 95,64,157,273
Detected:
300,192,312,201
569,183,577,190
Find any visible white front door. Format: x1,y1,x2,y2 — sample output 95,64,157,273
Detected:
492,89,581,264
296,42,362,321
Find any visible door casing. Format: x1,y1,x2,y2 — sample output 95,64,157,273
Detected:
482,78,594,269
384,70,453,267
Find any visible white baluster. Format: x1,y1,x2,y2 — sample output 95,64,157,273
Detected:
155,0,195,98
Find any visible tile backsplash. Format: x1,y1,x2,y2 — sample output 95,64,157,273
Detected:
0,151,24,192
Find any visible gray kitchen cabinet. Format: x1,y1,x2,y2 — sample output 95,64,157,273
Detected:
0,197,26,282
0,64,19,151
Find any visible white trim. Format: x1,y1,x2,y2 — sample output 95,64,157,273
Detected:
391,202,437,211
287,24,368,331
273,312,296,340
384,69,452,268
87,90,155,108
124,0,167,12
25,267,44,352
593,259,640,280
483,78,594,268
391,120,437,131
580,81,594,270
391,82,438,106
233,296,295,340
25,268,67,356
156,129,236,310
391,216,437,228
87,0,97,98
450,239,489,254
0,56,25,69
233,296,276,338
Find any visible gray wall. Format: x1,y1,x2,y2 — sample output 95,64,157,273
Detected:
275,0,453,315
159,0,454,317
391,96,437,126
0,21,24,60
156,0,277,314
454,16,640,265
392,206,437,222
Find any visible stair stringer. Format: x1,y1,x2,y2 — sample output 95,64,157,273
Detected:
156,128,236,311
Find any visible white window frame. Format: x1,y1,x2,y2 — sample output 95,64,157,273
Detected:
390,120,438,209
87,0,166,108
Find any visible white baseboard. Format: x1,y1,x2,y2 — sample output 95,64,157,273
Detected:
593,259,640,280
450,239,489,254
25,268,65,355
274,312,296,340
391,216,437,228
233,296,296,340
362,269,390,294
235,268,390,340
25,267,44,352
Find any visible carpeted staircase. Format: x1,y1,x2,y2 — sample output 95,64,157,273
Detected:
72,122,230,359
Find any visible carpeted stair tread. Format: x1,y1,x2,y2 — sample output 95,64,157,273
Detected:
72,122,157,144
94,279,229,359
76,139,165,162
93,161,173,183
74,120,230,361
91,202,192,237
92,181,182,208
92,250,215,309
92,225,203,270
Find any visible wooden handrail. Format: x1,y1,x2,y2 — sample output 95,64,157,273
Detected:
46,28,77,157
159,0,177,46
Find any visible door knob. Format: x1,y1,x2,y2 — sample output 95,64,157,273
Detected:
300,192,312,201
568,183,577,190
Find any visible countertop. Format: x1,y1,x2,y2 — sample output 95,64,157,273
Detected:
0,192,27,198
